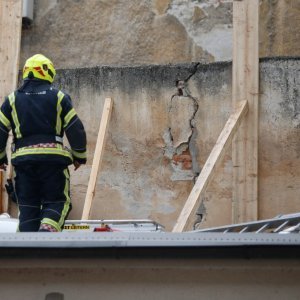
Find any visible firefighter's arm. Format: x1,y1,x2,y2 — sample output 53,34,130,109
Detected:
65,117,87,165
61,94,87,166
0,98,12,168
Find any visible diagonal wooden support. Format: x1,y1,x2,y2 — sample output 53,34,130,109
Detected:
172,100,248,232
0,0,23,213
81,98,113,220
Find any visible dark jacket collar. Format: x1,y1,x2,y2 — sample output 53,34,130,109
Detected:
18,79,52,93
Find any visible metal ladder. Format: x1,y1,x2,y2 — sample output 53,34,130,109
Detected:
63,219,164,233
194,213,300,234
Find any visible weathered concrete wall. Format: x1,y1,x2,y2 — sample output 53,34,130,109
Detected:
20,0,299,68
259,58,300,219
54,64,197,229
259,0,300,58
1,258,300,300
34,57,299,231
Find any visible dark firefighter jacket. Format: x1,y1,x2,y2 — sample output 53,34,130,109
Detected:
0,79,87,166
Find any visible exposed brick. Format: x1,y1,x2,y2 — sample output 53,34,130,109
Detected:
172,149,192,170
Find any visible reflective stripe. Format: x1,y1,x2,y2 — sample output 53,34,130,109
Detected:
58,169,71,229
11,145,73,161
55,136,63,143
8,93,22,138
41,218,61,232
0,111,11,130
56,91,64,135
64,108,77,128
72,149,87,159
0,149,6,159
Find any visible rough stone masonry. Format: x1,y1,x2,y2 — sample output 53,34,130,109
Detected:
21,0,300,68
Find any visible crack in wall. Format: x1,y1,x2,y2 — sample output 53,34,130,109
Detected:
184,62,200,83
186,93,200,176
164,65,200,181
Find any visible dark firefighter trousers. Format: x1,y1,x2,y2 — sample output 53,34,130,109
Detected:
14,164,72,232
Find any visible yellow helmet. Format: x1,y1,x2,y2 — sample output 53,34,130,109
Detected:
23,54,56,83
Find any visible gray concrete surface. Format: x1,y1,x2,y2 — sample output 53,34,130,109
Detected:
0,257,299,300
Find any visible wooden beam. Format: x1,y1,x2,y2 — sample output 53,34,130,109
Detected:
81,98,113,220
0,0,23,213
172,100,248,232
232,0,259,223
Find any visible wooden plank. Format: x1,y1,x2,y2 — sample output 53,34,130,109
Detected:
0,0,23,213
172,100,248,232
232,0,259,223
81,98,113,220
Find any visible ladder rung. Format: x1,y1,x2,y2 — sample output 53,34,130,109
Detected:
273,221,289,233
239,226,249,233
255,223,269,233
282,222,300,233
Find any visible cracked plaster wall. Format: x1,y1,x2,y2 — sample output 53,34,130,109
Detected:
15,0,300,230
11,58,297,231
20,0,299,68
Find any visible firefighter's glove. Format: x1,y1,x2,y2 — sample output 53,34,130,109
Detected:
5,179,17,203
73,161,81,171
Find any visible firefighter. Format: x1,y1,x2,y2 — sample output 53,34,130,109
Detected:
0,54,87,232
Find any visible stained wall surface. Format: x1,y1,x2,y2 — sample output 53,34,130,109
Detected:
0,258,299,300
20,0,300,68
29,58,299,231
17,0,300,230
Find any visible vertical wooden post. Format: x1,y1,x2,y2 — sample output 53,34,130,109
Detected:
232,0,259,223
81,98,113,220
0,0,23,213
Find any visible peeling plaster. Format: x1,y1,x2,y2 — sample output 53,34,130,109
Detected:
164,68,200,182
47,58,300,229
167,0,233,61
